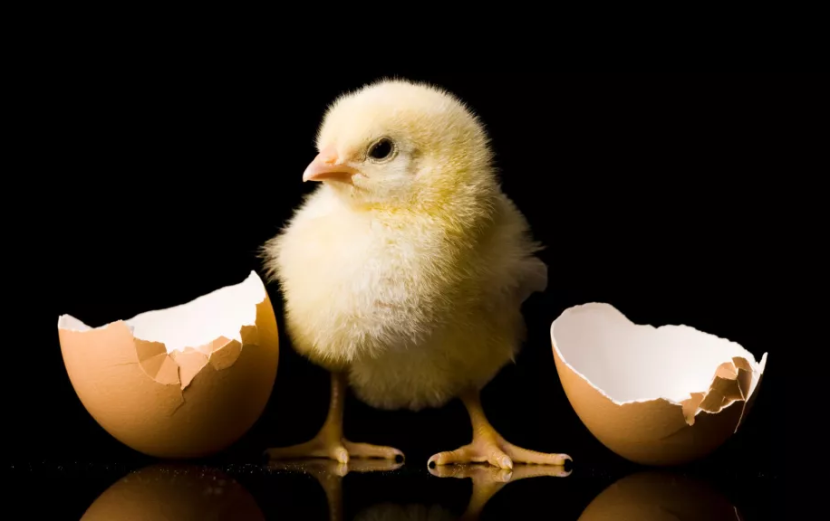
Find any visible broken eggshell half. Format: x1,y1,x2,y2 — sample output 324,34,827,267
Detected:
58,271,279,458
551,302,767,466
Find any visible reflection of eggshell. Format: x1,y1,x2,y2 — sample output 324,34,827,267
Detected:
81,464,265,521
578,471,738,521
58,271,279,458
551,303,767,465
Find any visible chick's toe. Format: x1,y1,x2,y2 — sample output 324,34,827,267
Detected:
264,438,403,464
428,432,570,469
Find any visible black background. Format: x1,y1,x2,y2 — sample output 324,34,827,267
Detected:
12,72,791,518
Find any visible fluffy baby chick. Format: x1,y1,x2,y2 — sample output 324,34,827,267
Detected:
262,78,570,469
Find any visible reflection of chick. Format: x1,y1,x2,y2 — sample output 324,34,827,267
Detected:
430,464,570,520
354,504,456,521
262,79,570,469
269,460,569,521
267,459,403,521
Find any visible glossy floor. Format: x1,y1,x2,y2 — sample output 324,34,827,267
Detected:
12,459,782,520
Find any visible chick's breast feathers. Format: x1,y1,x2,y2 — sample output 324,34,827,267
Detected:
264,183,545,392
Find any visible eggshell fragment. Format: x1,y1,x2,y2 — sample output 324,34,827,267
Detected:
81,464,265,520
551,302,767,466
58,271,279,458
578,471,739,520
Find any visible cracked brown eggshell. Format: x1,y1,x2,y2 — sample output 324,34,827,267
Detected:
58,271,279,458
551,303,767,466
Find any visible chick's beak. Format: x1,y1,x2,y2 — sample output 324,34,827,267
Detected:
302,144,359,183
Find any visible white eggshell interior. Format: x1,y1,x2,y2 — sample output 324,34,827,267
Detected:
552,303,766,405
58,271,266,353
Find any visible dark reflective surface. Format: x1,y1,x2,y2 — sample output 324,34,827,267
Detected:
12,71,789,520
11,459,782,520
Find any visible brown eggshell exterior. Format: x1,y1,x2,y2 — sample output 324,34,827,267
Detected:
81,464,265,521
577,471,738,521
59,296,279,458
552,345,758,466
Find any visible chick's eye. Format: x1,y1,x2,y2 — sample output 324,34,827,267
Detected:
368,138,394,160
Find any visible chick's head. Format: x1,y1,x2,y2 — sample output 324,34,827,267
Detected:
303,79,496,211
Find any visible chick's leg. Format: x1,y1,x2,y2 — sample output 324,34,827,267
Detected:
428,389,571,470
264,371,404,463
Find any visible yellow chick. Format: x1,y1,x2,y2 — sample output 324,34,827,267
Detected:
262,78,570,469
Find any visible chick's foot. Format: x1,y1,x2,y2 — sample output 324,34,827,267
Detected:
428,432,570,469
428,389,571,470
264,371,404,464
264,437,403,464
